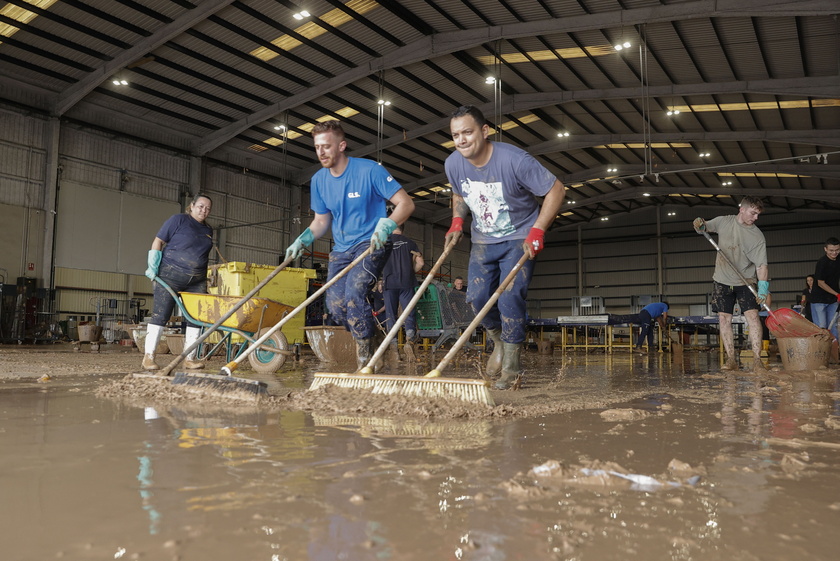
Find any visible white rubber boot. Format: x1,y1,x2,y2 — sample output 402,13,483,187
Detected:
142,324,164,371
183,326,206,369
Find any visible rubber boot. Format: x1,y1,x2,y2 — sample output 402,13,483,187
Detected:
183,326,206,370
404,329,417,362
485,328,504,376
142,323,164,371
494,342,522,390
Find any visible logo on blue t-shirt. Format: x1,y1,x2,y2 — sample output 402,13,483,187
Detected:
348,192,361,198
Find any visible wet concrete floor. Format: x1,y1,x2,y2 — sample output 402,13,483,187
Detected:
1,344,839,560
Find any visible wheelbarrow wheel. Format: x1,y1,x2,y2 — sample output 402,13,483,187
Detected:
248,328,288,373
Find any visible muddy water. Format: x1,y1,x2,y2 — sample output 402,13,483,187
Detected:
1,345,839,561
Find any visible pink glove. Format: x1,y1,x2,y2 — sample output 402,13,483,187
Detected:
523,227,545,258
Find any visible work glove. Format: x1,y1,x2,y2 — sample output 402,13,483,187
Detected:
372,311,380,317
285,228,315,261
693,217,706,234
523,227,545,259
836,293,840,303
370,217,397,250
757,280,770,305
145,249,162,280
445,217,464,246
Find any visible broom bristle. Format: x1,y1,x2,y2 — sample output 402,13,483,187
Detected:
310,373,495,406
171,372,268,399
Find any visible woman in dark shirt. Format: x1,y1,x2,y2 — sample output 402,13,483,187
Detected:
800,274,814,322
142,193,214,371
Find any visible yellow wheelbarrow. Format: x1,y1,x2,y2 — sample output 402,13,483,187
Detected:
156,277,296,373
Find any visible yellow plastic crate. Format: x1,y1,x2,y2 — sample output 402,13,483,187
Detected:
208,263,316,344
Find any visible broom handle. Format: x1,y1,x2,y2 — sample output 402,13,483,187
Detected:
427,252,531,377
221,247,372,374
365,237,458,369
702,232,778,322
158,256,295,376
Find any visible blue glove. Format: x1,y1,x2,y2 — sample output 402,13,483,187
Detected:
285,228,315,261
692,217,706,233
145,250,162,280
370,217,397,250
757,280,770,304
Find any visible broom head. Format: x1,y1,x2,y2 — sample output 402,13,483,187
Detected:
310,372,495,406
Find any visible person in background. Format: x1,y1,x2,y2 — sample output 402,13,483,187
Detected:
634,301,669,351
143,193,213,371
693,196,769,372
810,237,840,340
444,105,566,389
453,276,467,292
800,274,815,322
284,120,415,369
382,225,424,361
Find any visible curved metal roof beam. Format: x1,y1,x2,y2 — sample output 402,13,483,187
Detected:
195,0,837,155
293,76,840,181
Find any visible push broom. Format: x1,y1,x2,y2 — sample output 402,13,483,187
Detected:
309,250,532,406
133,256,298,397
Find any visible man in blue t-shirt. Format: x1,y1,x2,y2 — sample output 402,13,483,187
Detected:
634,301,669,351
382,225,424,361
444,106,566,389
285,120,415,369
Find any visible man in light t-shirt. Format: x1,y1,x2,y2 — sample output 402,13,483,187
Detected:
693,196,769,372
444,106,566,389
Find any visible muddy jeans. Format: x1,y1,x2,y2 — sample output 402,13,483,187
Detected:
384,287,417,336
467,240,534,344
326,241,392,340
151,262,207,326
811,302,839,339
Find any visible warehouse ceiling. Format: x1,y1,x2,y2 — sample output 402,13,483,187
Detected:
1,0,838,230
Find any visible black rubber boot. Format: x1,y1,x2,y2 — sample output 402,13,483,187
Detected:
494,342,522,390
485,328,504,376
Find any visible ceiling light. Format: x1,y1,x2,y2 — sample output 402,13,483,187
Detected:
112,78,128,85
568,200,576,204
274,124,286,131
293,10,310,20
614,44,624,51
642,192,650,197
557,131,570,137
377,99,391,106
485,76,496,84
667,212,676,216
600,217,609,221
722,181,733,186
699,152,711,158
607,167,617,173
623,41,631,49
667,109,681,116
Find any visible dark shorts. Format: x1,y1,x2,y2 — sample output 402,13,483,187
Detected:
711,281,759,315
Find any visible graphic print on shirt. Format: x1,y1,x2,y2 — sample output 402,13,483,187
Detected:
460,178,514,237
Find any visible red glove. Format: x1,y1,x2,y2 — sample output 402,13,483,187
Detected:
372,311,380,317
836,293,840,303
445,217,464,245
524,227,545,258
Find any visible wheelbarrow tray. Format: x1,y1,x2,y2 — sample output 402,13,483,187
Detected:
180,292,294,333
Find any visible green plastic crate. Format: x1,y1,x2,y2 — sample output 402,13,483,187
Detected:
415,284,441,330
